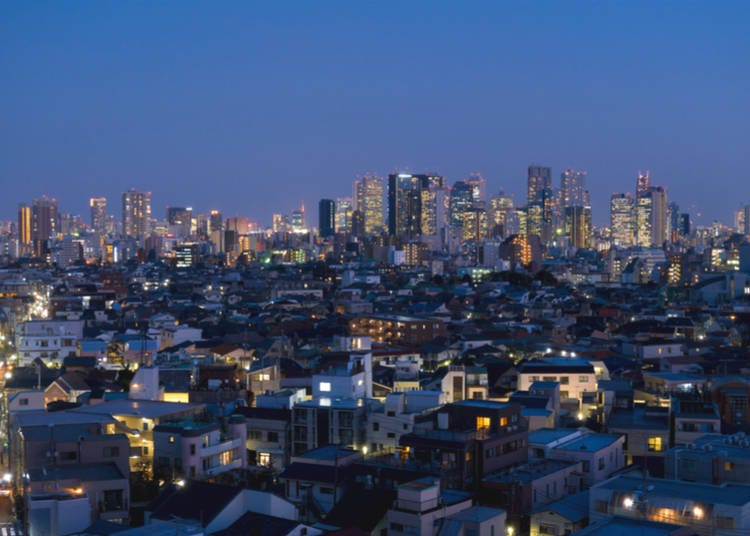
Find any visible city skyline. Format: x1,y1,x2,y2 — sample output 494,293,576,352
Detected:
2,2,749,226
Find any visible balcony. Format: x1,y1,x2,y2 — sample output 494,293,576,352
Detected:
200,436,244,457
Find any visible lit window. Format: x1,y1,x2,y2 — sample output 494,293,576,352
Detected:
320,382,331,392
320,398,331,407
648,437,663,452
258,452,271,467
476,416,490,430
169,436,175,444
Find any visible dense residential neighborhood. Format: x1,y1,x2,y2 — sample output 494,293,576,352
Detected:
1,247,750,536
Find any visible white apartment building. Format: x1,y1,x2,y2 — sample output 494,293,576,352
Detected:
16,319,83,366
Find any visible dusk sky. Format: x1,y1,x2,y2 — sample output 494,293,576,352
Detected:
2,1,749,227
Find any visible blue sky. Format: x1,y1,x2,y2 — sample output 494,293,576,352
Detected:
2,1,749,226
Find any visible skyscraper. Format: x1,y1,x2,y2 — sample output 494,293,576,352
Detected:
564,205,592,249
354,176,383,234
335,197,353,234
122,189,151,239
31,196,58,257
387,173,445,238
648,186,668,247
166,206,193,239
89,197,107,234
636,170,650,196
17,204,31,256
527,165,552,206
559,169,589,209
610,193,635,247
450,180,474,228
318,199,335,237
489,191,514,238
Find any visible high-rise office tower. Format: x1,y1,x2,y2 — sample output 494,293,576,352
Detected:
122,189,151,239
450,180,474,228
319,199,335,237
291,201,306,232
559,169,589,209
354,176,383,234
465,173,486,205
564,205,592,249
526,188,554,245
736,205,750,235
387,173,445,238
31,196,58,257
610,193,635,247
489,191,514,238
166,206,193,239
421,184,450,237
17,204,31,256
90,197,107,234
648,186,668,247
335,197,353,234
210,210,223,234
527,165,552,206
636,170,650,196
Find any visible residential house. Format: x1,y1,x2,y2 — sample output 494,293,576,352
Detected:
386,478,473,536
152,416,246,480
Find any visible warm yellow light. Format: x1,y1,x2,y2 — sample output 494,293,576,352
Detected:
693,506,703,519
623,497,634,508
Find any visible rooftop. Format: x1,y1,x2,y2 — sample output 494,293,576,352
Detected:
594,473,750,506
555,433,623,452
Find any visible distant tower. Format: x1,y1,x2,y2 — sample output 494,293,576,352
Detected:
318,199,335,237
636,170,650,196
527,165,552,206
90,197,107,234
122,189,151,239
17,204,32,256
610,193,635,247
354,176,383,234
31,196,58,257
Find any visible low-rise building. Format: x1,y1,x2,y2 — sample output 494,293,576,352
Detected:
153,416,246,480
589,472,750,536
386,477,473,536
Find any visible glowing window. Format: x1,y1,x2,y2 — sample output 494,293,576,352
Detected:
476,417,490,430
648,437,663,452
320,382,331,392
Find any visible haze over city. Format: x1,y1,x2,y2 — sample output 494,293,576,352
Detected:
2,1,749,225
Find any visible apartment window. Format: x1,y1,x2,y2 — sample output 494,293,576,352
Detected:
19,398,29,406
530,376,540,382
190,444,196,455
579,376,589,383
258,452,271,467
560,376,569,385
248,430,262,440
103,446,120,458
373,422,380,432
716,516,735,529
598,457,605,470
499,416,508,427
476,416,491,430
387,433,395,439
320,382,331,392
142,422,149,431
169,435,175,443
319,487,334,495
594,500,608,513
60,451,77,461
543,376,556,382
560,391,569,399
540,524,557,535
267,432,279,443
582,461,590,472
725,461,734,471
648,437,663,452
